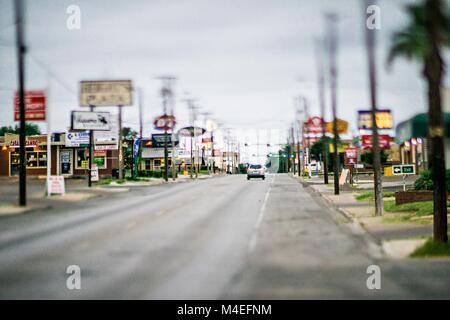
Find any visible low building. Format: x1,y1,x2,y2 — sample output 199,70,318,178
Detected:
396,112,450,172
0,133,119,178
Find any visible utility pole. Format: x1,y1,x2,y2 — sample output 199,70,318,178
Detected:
15,0,27,206
365,0,383,216
201,111,212,174
326,13,340,195
157,76,176,182
183,97,199,178
138,87,144,139
315,38,329,185
425,0,448,243
118,106,123,180
88,105,95,187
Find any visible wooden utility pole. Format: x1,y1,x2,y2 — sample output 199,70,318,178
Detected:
424,0,448,243
365,0,383,216
15,0,26,206
315,38,329,185
327,13,340,195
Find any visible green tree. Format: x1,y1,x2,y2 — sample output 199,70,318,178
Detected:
360,150,388,166
388,0,450,243
121,127,138,140
0,123,41,136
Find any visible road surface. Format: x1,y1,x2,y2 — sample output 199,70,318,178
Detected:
0,174,449,299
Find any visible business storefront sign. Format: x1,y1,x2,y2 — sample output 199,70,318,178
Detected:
65,131,89,147
4,134,44,148
151,134,179,148
358,110,393,130
94,144,118,151
361,134,391,149
14,90,46,121
71,111,111,131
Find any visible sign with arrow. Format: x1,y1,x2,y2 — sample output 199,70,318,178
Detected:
392,164,415,176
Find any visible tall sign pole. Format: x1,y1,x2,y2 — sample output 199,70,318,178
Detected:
88,105,95,187
365,0,383,215
327,13,340,195
315,38,329,185
15,0,26,206
118,105,124,180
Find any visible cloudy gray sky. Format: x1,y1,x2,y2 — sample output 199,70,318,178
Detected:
0,0,447,144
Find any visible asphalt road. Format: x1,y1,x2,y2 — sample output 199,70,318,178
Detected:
0,174,449,299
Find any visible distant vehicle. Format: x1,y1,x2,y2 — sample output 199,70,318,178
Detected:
247,164,265,180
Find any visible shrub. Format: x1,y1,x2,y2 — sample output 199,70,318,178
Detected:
414,169,450,193
414,170,433,191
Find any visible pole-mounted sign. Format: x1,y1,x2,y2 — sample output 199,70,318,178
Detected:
71,111,111,131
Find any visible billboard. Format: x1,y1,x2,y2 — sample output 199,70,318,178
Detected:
79,80,133,107
326,119,348,135
303,117,324,135
14,90,46,121
358,110,393,130
361,134,391,149
71,111,111,131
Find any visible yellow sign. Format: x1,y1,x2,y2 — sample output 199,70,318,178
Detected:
384,166,393,177
326,119,349,135
358,110,393,130
81,160,89,169
329,143,346,154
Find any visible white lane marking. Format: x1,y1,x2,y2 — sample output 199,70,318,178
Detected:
248,180,273,252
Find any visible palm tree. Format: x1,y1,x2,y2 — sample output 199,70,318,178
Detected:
388,0,450,243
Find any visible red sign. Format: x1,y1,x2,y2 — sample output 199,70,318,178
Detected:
344,147,358,165
303,116,324,135
361,135,391,149
14,90,46,121
154,114,176,130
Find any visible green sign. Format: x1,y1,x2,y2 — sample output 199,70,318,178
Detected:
401,165,415,175
392,165,415,176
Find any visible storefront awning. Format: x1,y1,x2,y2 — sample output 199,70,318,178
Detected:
396,113,450,143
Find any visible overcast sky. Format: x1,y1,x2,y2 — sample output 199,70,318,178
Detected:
0,0,448,146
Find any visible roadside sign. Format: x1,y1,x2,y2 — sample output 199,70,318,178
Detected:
326,118,349,135
91,164,99,182
358,109,393,130
14,90,46,121
79,80,133,107
71,111,111,131
47,176,65,195
344,147,358,165
392,164,415,176
154,115,176,130
354,163,364,169
303,117,324,135
151,133,178,148
361,134,391,149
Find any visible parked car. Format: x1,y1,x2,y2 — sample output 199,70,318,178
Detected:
247,164,265,180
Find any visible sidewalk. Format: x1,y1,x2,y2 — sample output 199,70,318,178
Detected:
295,175,430,259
